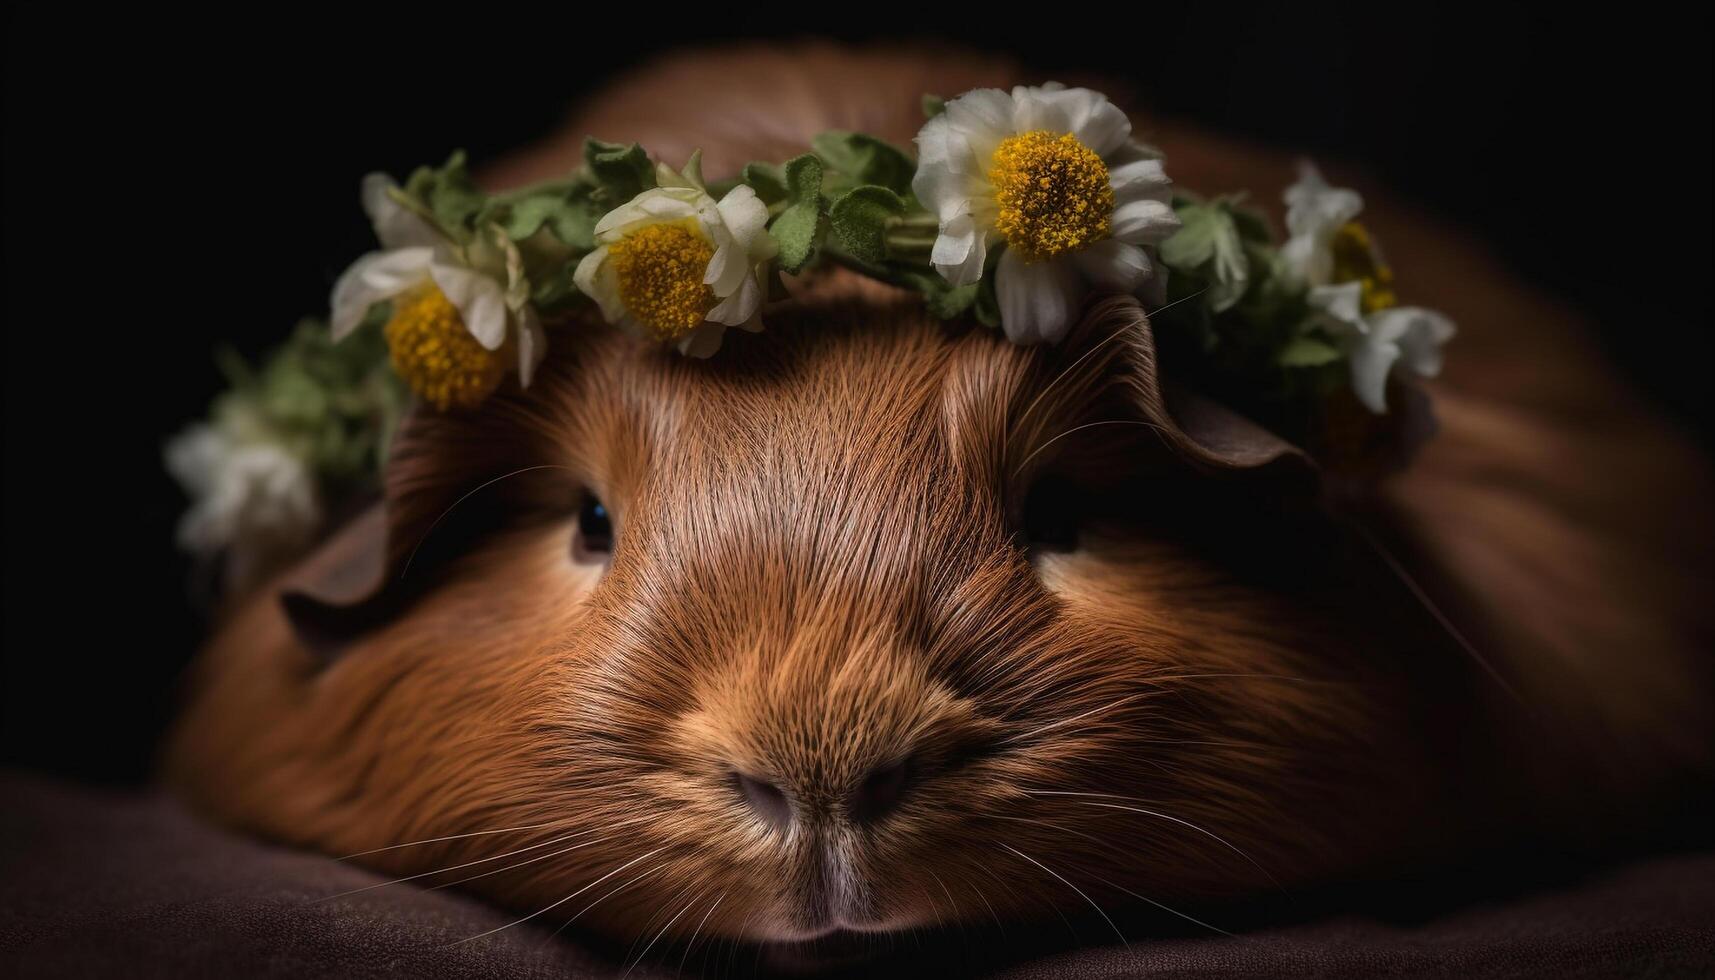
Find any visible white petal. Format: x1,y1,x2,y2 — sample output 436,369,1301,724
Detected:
164,424,227,497
361,174,443,250
914,113,956,170
707,267,762,326
716,184,769,249
704,243,742,297
430,262,508,350
329,248,434,339
997,249,1085,345
1309,282,1365,328
1284,161,1363,239
1074,239,1153,292
913,113,992,219
1347,334,1401,413
940,88,1014,164
592,187,703,240
1279,233,1330,285
677,322,728,358
573,247,626,324
516,308,547,388
931,213,988,287
1108,156,1169,198
1111,197,1182,245
1010,85,1130,156
1376,307,1456,379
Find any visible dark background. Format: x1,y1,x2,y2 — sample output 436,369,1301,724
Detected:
4,6,1711,782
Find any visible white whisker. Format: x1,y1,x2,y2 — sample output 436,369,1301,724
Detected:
338,820,562,860
625,891,701,980
677,892,724,978
998,843,1126,946
427,835,612,892
1090,874,1234,938
448,846,666,947
1029,791,1281,889
318,830,589,902
1001,692,1148,746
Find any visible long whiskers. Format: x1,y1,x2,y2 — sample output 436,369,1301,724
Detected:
338,820,563,860
447,846,666,947
1027,791,1282,890
1088,873,1235,938
998,843,1127,946
676,892,725,978
623,887,703,979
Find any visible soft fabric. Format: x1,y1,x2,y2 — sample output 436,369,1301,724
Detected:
2,774,1711,978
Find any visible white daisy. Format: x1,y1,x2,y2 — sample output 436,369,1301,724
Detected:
912,83,1181,344
1311,280,1455,413
329,174,545,408
1282,160,1411,343
573,165,776,358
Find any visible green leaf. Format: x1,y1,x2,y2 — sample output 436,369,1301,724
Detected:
812,131,915,196
1162,201,1250,313
899,269,978,319
1230,204,1274,245
770,154,826,274
1160,202,1220,267
484,187,594,244
1278,335,1344,367
584,138,655,205
922,94,946,118
531,261,585,314
741,162,788,205
783,153,823,203
828,185,907,265
403,151,485,237
540,183,603,250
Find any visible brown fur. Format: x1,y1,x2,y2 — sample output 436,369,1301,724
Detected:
164,45,1715,944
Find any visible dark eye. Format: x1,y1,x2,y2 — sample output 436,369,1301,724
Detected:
571,493,613,563
1019,478,1081,554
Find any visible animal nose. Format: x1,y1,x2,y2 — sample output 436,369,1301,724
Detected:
734,772,792,830
848,758,910,824
732,759,913,830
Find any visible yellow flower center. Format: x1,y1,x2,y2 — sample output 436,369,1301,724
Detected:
988,130,1114,261
608,222,717,341
383,285,505,411
1330,221,1397,313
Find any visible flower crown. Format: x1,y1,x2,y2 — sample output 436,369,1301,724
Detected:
167,83,1453,587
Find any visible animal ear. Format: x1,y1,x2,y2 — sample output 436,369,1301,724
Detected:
1073,295,1322,495
277,401,555,659
277,505,397,658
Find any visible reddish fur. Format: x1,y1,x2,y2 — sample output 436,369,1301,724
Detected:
165,45,1714,944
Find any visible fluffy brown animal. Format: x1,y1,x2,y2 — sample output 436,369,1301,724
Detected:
165,45,1715,954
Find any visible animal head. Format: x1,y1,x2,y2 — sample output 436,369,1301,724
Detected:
168,286,1423,946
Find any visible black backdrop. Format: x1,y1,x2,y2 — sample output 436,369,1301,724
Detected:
4,5,1711,782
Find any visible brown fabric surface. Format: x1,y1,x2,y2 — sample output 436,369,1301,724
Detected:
2,774,1711,979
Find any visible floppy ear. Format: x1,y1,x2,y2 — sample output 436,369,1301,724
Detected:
276,399,558,659
1020,294,1322,497
277,505,397,657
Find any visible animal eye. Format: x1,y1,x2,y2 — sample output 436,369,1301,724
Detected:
1019,477,1081,554
571,493,613,563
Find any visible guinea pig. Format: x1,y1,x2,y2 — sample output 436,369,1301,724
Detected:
164,44,1715,958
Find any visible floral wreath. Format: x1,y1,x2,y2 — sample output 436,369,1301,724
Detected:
167,83,1454,588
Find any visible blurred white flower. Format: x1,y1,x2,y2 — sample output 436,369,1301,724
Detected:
573,165,776,358
913,83,1180,344
1311,280,1455,413
165,419,320,591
